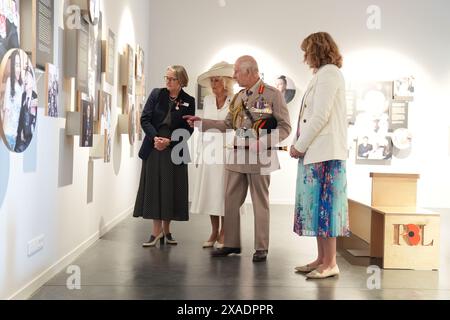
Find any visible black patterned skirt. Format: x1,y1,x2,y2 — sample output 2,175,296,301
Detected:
133,142,189,221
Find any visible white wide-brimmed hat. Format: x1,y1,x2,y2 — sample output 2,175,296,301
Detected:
197,61,234,87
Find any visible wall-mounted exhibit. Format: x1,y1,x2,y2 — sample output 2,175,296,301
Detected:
20,0,54,70
0,0,20,63
45,62,59,117
0,48,38,153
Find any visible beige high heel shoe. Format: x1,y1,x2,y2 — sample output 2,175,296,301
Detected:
203,241,216,248
142,232,165,247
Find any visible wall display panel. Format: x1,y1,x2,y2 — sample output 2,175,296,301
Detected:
0,0,20,63
389,100,408,131
79,91,92,147
393,76,415,101
120,44,134,95
35,0,53,69
77,18,88,94
0,48,38,153
135,44,144,82
70,0,99,25
101,29,115,85
127,94,135,145
99,90,111,162
127,44,134,95
87,24,96,119
44,62,59,117
19,0,54,70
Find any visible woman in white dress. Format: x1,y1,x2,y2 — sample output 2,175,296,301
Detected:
191,62,235,249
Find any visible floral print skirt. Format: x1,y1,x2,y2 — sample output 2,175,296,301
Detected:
294,160,350,238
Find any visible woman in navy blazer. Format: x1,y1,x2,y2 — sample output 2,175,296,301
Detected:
134,65,195,247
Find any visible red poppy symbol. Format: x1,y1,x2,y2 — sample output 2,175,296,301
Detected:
403,224,421,246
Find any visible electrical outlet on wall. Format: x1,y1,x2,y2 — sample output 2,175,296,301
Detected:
28,235,45,257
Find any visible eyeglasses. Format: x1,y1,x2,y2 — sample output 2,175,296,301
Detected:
164,76,178,82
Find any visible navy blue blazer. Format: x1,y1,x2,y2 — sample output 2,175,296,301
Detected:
138,88,195,161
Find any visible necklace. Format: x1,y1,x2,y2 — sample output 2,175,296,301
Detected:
169,96,177,102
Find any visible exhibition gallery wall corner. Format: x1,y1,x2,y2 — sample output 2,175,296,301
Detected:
0,0,151,300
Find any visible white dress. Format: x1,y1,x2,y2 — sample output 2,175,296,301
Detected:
191,95,233,217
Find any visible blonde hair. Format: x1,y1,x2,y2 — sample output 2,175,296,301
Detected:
301,32,343,69
167,65,189,87
210,76,235,95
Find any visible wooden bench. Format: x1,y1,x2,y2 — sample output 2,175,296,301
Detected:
345,173,440,271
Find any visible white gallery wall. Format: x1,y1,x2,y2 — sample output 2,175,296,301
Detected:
0,0,151,299
147,0,450,208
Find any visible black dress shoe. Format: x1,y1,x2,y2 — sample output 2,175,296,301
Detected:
253,250,268,262
165,233,178,245
211,247,241,257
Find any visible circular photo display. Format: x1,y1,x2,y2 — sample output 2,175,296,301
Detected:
275,75,296,104
392,128,412,150
0,48,38,153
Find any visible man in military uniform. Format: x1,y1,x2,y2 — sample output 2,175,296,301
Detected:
185,55,291,262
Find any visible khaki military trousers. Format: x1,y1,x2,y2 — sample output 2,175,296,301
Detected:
223,169,271,251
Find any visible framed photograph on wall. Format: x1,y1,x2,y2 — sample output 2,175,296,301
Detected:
393,76,415,101
356,135,393,164
98,91,112,162
135,44,144,82
79,91,93,147
45,63,59,117
0,48,38,153
127,44,134,95
102,29,115,85
197,84,211,111
0,0,20,63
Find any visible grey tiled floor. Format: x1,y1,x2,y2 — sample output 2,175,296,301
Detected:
30,205,450,300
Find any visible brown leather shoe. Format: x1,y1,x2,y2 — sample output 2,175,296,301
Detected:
253,250,268,262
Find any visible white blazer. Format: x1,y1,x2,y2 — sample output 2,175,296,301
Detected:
293,64,348,165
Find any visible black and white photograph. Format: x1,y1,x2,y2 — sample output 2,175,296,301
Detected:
79,92,93,147
0,48,37,153
356,135,393,161
0,0,20,63
45,63,59,117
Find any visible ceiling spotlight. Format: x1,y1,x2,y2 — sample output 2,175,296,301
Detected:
218,0,226,8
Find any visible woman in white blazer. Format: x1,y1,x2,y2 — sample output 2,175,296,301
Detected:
290,32,350,279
